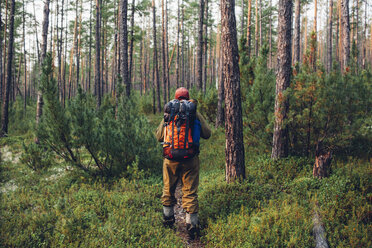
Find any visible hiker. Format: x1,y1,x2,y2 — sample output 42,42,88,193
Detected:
155,87,211,239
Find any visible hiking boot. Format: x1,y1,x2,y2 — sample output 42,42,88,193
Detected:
163,206,175,228
163,214,175,228
186,223,200,240
186,212,199,240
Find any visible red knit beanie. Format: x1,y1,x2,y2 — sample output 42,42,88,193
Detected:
175,87,190,100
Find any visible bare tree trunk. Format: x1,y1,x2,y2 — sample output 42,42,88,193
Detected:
166,0,170,101
221,0,245,183
255,0,258,56
259,0,262,49
129,0,135,91
197,0,205,90
181,2,185,87
1,0,15,137
327,0,333,73
362,0,366,69
271,0,292,159
246,0,252,60
341,0,350,72
269,0,273,67
241,0,244,38
35,0,50,142
88,0,92,93
216,30,224,128
23,0,27,113
2,0,9,94
293,0,301,66
161,0,167,104
152,0,161,112
0,0,3,103
203,0,208,94
176,0,180,88
120,0,129,97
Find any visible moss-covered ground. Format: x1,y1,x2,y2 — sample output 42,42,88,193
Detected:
0,118,370,247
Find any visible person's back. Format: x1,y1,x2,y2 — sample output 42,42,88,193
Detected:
156,87,211,240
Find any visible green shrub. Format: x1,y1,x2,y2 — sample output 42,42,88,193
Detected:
20,143,54,172
38,54,161,177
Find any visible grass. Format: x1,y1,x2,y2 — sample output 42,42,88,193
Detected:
0,118,370,247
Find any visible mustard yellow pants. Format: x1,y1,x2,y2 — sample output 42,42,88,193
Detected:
161,156,200,214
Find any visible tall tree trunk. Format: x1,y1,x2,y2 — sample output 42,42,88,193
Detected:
255,0,258,56
96,0,102,107
181,2,185,87
120,0,129,96
216,29,224,128
327,0,333,73
35,0,51,142
241,0,244,38
88,0,92,93
0,0,3,103
152,0,161,112
129,0,135,91
362,0,366,69
161,0,167,104
23,0,27,113
221,0,245,183
1,0,15,137
269,0,272,67
197,0,205,90
2,0,9,94
246,0,252,60
176,0,180,88
341,0,350,72
293,0,301,66
271,0,292,159
259,0,262,49
203,0,208,94
166,0,170,101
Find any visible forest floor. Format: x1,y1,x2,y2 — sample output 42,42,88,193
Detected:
174,181,205,248
0,130,370,247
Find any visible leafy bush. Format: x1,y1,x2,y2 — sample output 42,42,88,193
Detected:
242,46,275,152
38,54,161,177
20,143,54,172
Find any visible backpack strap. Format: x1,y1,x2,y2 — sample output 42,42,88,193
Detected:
184,102,190,149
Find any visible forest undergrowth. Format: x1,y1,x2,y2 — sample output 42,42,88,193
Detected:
0,112,370,247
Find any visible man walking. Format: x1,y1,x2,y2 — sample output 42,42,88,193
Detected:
156,87,211,239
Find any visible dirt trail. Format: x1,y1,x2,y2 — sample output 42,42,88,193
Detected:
174,181,205,248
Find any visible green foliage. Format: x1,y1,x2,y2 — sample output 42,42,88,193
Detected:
38,54,161,176
242,46,275,152
20,142,54,172
190,87,218,124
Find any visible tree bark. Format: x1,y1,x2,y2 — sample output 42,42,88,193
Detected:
95,0,102,107
1,0,15,137
271,0,292,159
129,0,135,91
221,0,245,183
246,0,252,60
161,0,167,104
152,0,161,112
120,0,129,96
293,0,301,66
23,0,27,113
197,0,205,90
341,0,350,72
35,0,50,142
203,0,208,94
255,0,258,56
216,31,225,128
327,0,333,73
176,0,180,88
0,0,3,103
